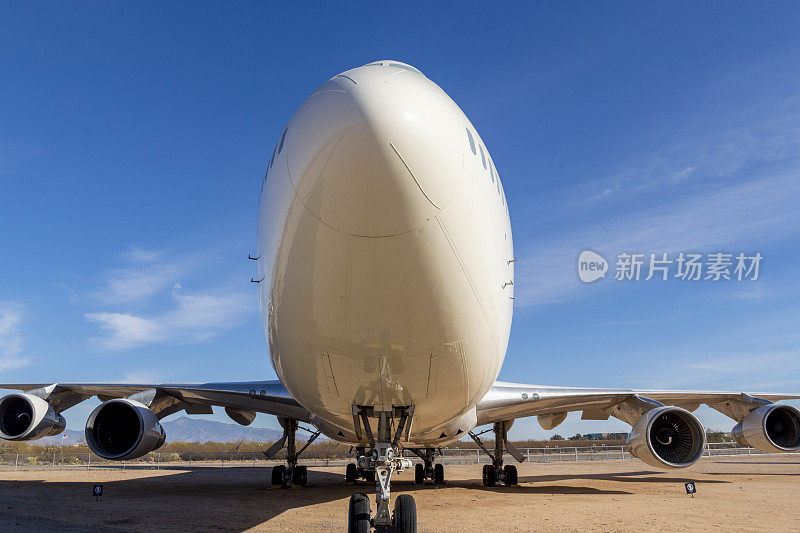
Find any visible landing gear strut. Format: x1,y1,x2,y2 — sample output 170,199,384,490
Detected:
410,448,444,484
345,447,376,484
266,417,321,488
347,406,417,533
469,421,520,487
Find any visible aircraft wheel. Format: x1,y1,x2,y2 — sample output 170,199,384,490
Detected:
345,463,357,485
414,463,424,484
434,463,444,484
347,493,371,533
271,465,285,488
393,494,417,533
482,464,496,487
364,469,375,483
503,464,517,486
293,465,308,487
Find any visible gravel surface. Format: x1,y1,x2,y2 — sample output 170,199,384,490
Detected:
0,456,798,531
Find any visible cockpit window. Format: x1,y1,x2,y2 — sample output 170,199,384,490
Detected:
278,128,287,154
466,128,476,155
268,144,277,169
388,62,421,74
368,60,423,76
490,161,496,183
479,145,486,169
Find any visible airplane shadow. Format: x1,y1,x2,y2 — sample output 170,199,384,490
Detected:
0,467,350,532
513,470,731,485
0,466,732,531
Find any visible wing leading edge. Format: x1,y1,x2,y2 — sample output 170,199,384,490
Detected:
0,380,310,422
476,381,800,427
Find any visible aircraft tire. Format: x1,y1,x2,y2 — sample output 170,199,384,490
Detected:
348,493,371,533
503,464,517,486
294,465,308,487
394,494,417,533
345,463,357,484
434,463,444,484
482,464,496,487
271,465,285,488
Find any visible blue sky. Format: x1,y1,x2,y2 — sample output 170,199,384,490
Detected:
2,2,800,439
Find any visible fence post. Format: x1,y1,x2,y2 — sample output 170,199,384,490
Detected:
52,453,56,470
574,447,578,461
87,453,90,470
14,454,18,471
476,449,479,464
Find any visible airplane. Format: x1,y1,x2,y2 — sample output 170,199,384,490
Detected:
2,60,800,532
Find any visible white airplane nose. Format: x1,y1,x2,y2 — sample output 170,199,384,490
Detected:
285,62,464,237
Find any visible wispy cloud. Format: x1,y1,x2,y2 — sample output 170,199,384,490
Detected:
0,303,30,371
85,246,253,351
86,290,251,350
94,245,187,306
514,100,800,306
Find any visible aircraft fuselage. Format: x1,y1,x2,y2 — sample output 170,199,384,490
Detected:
257,61,514,446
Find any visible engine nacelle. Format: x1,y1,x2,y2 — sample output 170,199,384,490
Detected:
0,393,66,441
627,406,706,469
732,404,800,453
85,399,166,460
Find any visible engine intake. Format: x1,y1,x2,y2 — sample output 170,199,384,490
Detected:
732,404,800,453
0,393,66,441
85,399,166,460
627,406,705,468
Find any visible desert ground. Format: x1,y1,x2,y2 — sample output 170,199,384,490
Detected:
0,456,799,532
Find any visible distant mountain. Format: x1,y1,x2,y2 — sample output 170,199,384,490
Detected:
37,417,285,445
38,428,85,446
161,417,284,443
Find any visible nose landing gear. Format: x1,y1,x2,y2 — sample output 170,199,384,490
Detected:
348,406,417,533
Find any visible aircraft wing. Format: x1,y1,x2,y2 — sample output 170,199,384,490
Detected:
476,381,800,427
0,380,310,422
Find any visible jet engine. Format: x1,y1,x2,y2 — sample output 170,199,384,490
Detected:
732,404,800,453
85,398,166,460
0,393,66,441
627,406,705,468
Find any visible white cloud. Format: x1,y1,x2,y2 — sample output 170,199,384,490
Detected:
94,245,186,306
121,370,161,384
123,244,164,263
86,244,254,350
515,171,800,305
0,304,30,371
512,84,800,306
85,291,252,351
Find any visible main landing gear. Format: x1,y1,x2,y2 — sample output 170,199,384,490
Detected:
345,447,377,484
469,421,521,487
410,448,445,484
347,406,417,533
266,417,321,488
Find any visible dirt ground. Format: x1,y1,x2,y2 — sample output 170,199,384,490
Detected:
0,456,799,532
